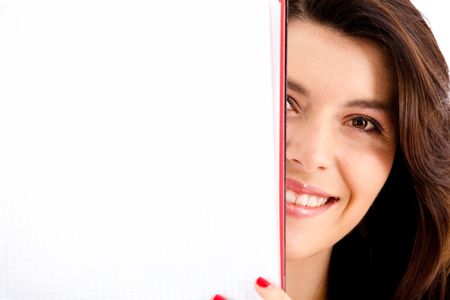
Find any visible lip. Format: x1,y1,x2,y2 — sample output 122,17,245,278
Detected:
285,178,339,218
286,201,337,218
286,178,336,198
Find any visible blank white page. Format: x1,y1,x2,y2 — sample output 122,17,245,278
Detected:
0,0,283,299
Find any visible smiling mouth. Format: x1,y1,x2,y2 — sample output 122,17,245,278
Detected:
286,189,339,208
285,178,340,210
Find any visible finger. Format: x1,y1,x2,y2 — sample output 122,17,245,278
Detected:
212,294,226,300
254,277,291,300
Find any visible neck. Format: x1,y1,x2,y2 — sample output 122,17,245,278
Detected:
286,248,332,300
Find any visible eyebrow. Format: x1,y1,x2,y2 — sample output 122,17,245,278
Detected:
287,78,310,97
287,78,392,113
344,99,392,113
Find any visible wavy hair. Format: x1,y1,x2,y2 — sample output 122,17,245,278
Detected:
288,0,450,299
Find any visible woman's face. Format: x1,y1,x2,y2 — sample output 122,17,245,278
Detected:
286,20,397,260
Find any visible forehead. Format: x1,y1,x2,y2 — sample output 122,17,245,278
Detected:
287,20,393,105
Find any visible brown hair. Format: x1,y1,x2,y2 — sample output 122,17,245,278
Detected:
288,0,450,299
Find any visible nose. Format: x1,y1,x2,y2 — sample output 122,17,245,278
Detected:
286,116,335,173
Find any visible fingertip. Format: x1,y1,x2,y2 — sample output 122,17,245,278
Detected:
256,276,270,288
212,294,226,300
254,278,291,300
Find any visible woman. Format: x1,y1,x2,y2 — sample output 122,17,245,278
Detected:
214,0,449,299
282,0,449,299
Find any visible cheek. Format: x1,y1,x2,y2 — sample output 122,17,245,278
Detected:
286,117,298,144
338,145,395,222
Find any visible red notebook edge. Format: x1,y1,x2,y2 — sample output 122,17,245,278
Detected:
279,0,287,291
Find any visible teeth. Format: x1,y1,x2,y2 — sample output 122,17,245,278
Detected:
286,189,330,208
297,194,309,206
286,190,296,203
306,196,318,207
317,197,327,206
301,194,328,207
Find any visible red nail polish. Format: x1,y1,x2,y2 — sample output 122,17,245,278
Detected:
213,295,226,300
256,277,270,288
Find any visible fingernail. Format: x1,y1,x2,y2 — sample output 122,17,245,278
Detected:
213,295,226,300
256,277,270,288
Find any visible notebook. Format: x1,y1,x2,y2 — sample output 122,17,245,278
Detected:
0,0,286,299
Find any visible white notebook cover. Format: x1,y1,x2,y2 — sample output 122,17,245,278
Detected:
0,0,286,299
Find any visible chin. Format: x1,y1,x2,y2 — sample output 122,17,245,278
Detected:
286,236,318,261
286,227,335,262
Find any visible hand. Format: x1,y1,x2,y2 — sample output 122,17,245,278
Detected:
254,277,292,300
213,277,292,300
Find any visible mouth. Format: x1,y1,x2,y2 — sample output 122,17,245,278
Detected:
285,178,340,217
286,190,339,208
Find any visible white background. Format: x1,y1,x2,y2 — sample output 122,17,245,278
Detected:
411,0,450,65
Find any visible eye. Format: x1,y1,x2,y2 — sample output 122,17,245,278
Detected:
286,96,301,113
352,117,372,130
286,98,293,111
346,115,383,134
